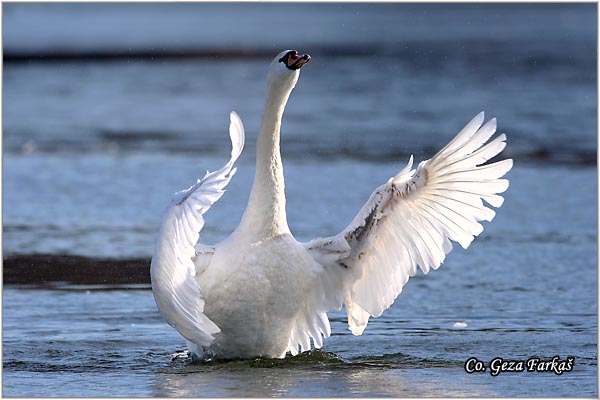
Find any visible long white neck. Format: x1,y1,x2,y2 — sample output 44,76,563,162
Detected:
236,75,297,241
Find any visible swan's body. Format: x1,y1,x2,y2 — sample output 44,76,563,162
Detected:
150,50,513,359
196,232,320,359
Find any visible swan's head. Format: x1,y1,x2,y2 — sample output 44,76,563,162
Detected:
267,50,311,90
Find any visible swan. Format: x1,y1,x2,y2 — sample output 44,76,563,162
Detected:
150,50,513,360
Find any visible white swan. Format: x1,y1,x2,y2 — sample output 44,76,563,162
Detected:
150,50,513,360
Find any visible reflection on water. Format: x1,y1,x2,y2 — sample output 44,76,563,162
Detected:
153,364,299,397
149,350,493,397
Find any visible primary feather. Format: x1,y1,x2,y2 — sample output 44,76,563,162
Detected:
307,112,513,335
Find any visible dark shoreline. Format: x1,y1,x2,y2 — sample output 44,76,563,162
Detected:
2,45,374,64
3,254,151,286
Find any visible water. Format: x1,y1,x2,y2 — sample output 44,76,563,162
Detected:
2,3,597,397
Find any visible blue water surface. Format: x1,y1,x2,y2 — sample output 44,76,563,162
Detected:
2,3,597,397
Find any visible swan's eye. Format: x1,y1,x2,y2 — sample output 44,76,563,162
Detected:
279,51,296,65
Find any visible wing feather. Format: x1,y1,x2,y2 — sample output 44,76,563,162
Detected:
285,252,345,355
304,113,512,335
150,112,245,348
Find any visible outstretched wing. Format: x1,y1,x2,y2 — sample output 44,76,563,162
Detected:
304,112,512,336
150,112,245,347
